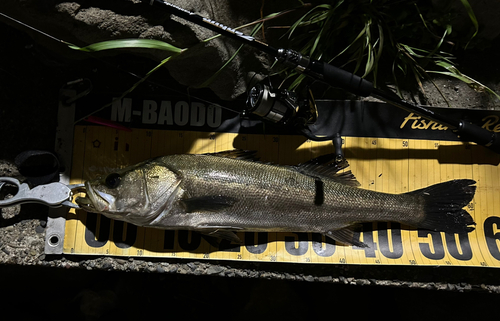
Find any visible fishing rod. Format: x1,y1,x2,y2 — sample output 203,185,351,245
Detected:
143,0,500,153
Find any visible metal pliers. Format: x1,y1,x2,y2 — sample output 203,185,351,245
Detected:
0,177,84,209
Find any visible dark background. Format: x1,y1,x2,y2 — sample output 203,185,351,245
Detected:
1,263,498,321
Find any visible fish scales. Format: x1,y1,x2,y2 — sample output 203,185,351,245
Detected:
77,151,476,246
146,155,424,231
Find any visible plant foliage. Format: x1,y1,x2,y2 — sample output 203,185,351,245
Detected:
280,0,498,100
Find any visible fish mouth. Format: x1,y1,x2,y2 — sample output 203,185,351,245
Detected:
76,182,115,213
75,195,94,210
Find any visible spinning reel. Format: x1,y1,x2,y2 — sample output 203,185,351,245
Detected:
243,81,345,162
243,82,318,129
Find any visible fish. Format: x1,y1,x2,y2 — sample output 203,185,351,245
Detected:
76,150,476,247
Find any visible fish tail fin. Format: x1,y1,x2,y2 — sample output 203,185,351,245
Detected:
407,179,476,233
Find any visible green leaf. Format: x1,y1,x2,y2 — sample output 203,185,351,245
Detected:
203,5,304,43
425,24,451,58
198,5,312,87
329,24,367,63
288,73,307,91
73,54,177,125
288,4,332,39
69,39,185,54
363,18,375,77
429,61,500,100
310,23,325,56
459,0,479,48
399,44,428,58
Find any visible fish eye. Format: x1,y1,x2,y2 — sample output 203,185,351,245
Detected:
105,173,121,189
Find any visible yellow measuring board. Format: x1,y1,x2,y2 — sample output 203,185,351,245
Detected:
64,125,500,267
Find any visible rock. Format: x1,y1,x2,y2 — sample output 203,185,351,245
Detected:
167,265,178,273
177,267,189,274
39,220,47,228
303,275,314,282
318,276,333,282
235,270,247,278
205,265,224,275
356,279,370,286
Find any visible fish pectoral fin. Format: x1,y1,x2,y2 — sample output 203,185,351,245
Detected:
205,229,243,244
198,227,243,245
180,195,238,213
323,227,367,248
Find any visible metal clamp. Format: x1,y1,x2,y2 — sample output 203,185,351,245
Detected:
0,177,83,209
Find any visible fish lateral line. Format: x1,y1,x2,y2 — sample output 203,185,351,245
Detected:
181,195,238,213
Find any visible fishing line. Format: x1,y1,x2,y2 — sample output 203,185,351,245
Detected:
0,12,71,45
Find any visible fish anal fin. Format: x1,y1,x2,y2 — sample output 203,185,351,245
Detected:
181,195,237,213
323,227,368,248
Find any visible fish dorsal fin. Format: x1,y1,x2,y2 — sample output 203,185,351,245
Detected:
296,154,360,187
205,150,260,161
205,150,359,186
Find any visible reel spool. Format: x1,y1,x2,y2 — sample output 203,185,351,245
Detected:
243,83,318,128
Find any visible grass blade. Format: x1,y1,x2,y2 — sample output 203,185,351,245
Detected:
288,4,331,39
74,54,177,124
459,0,479,48
69,39,185,53
429,61,500,99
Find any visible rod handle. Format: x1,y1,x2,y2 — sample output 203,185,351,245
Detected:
277,49,373,97
308,60,374,97
457,121,500,153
